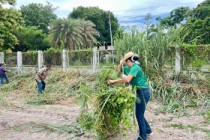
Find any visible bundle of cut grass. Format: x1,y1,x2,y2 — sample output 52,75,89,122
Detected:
79,69,136,139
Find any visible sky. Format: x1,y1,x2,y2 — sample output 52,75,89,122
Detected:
5,0,205,27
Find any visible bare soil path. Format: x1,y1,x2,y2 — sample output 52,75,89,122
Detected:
0,93,209,140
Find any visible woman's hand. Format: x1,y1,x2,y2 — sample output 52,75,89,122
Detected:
107,80,115,85
107,76,133,85
120,60,123,64
44,77,49,81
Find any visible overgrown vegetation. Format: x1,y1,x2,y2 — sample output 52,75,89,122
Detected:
182,44,210,67
22,51,38,65
114,25,210,116
0,70,96,105
68,49,93,66
150,72,209,115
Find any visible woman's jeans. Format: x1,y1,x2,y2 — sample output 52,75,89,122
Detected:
35,79,46,94
0,75,10,85
136,88,152,140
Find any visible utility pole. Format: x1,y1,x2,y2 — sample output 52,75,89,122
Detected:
108,10,114,65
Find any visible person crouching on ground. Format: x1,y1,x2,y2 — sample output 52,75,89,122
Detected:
35,64,51,94
108,52,152,140
0,63,10,85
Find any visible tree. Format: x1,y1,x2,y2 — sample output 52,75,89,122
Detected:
147,24,165,39
20,2,57,33
144,13,153,38
50,18,83,50
13,26,51,51
68,6,119,44
0,0,15,5
77,19,98,49
50,18,98,50
183,0,210,44
156,1,209,44
192,0,210,20
114,26,125,40
0,0,24,51
157,7,190,27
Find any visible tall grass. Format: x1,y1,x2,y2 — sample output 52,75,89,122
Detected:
114,26,210,114
114,26,186,76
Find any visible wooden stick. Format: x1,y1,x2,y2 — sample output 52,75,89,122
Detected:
121,55,124,75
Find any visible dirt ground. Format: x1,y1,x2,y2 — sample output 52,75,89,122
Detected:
0,93,209,140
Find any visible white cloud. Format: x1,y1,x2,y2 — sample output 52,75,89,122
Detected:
12,0,205,26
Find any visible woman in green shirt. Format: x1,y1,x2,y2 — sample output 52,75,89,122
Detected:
108,52,152,140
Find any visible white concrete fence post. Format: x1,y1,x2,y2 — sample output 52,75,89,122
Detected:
97,49,100,66
62,49,67,71
38,50,43,71
93,47,97,72
175,46,181,74
66,51,69,67
0,52,4,63
17,51,22,73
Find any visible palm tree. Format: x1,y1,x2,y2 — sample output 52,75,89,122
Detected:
50,18,83,50
77,19,98,49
